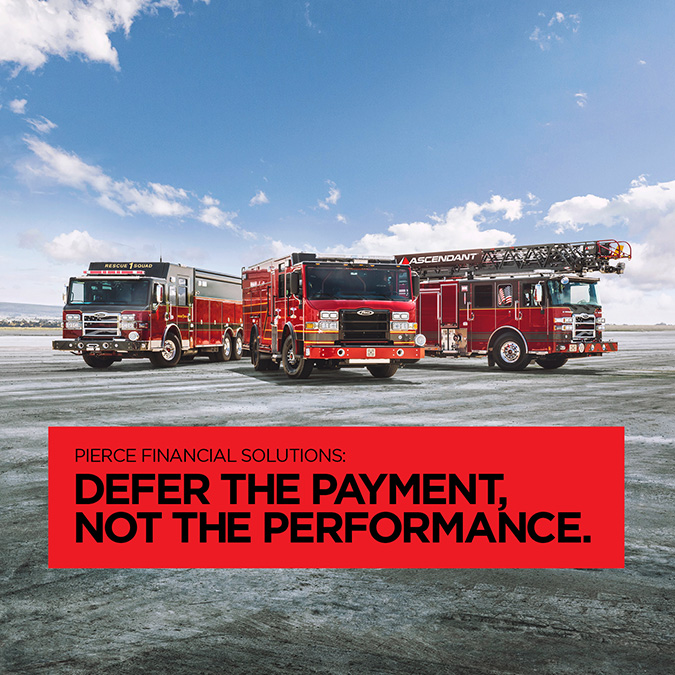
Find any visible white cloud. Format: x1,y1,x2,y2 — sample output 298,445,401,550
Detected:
23,135,194,217
26,116,57,134
20,136,257,238
328,195,522,257
9,98,27,114
542,178,675,322
336,213,347,224
638,59,647,66
530,12,580,50
249,190,269,206
318,180,341,210
575,92,588,108
43,229,120,262
304,2,321,33
198,204,238,230
0,0,181,73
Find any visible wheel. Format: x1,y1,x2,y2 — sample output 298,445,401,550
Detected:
231,332,243,361
149,334,182,368
282,335,313,379
367,363,399,378
492,333,530,371
535,354,568,370
82,353,115,369
209,333,233,362
250,333,270,371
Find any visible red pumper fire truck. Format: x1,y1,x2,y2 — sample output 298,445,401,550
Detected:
53,261,242,368
242,252,427,379
395,240,631,371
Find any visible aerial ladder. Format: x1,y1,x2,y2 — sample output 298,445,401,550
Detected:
396,240,632,279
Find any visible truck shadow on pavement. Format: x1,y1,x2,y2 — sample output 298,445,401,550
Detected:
229,366,419,387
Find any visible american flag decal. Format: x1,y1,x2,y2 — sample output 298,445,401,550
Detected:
498,285,513,306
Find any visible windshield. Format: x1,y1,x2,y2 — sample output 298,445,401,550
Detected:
69,279,152,306
305,266,412,301
547,280,599,308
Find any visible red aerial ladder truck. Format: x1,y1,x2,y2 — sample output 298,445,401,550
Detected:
242,252,426,379
395,240,631,371
53,261,242,368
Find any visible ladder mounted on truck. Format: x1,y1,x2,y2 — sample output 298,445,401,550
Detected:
396,240,631,279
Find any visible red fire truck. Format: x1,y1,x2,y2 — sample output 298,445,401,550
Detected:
242,253,426,379
53,261,242,368
395,240,631,371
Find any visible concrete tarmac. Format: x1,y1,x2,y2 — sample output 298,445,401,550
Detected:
1,332,673,674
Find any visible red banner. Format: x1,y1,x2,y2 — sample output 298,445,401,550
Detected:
48,426,624,569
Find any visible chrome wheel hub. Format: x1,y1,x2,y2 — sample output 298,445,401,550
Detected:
500,341,521,363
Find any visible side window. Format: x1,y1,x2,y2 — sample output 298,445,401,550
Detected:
497,284,513,307
169,285,177,305
177,277,188,305
474,284,493,308
522,283,535,307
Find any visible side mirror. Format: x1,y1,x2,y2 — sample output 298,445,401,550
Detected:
289,270,301,297
412,273,420,298
534,283,543,305
62,285,68,305
155,284,164,304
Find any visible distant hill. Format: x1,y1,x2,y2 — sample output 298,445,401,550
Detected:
0,302,62,319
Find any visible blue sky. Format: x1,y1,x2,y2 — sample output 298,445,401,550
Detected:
1,1,674,323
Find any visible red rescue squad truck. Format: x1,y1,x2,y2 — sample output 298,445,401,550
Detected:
396,240,631,371
242,252,426,379
53,261,242,368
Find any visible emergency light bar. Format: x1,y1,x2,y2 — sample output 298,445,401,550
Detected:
82,270,146,275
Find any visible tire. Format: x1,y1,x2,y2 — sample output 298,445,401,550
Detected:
231,332,243,361
367,363,399,378
535,354,568,370
492,333,530,371
82,353,115,369
150,333,182,368
250,333,270,371
281,335,313,379
209,333,233,362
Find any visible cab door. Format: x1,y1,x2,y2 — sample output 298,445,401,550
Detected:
419,288,440,348
468,282,496,351
518,280,549,350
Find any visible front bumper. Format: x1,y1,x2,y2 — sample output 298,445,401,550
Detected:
304,344,424,362
52,338,149,353
555,341,617,355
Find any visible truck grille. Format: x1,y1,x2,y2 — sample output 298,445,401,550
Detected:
83,312,120,337
340,309,390,344
572,313,596,341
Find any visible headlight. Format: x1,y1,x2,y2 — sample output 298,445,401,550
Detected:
120,316,136,329
65,321,82,329
318,320,339,331
320,311,338,320
414,334,427,347
65,313,81,321
392,312,409,321
391,322,410,331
